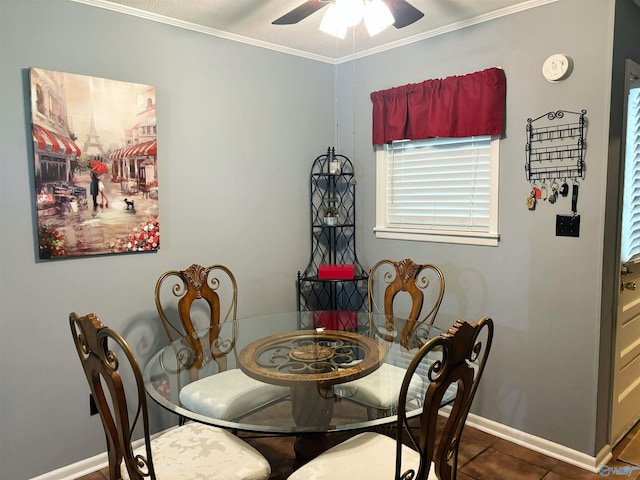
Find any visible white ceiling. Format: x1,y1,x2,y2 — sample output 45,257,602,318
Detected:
74,0,557,62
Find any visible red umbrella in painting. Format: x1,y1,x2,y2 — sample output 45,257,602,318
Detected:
90,160,109,175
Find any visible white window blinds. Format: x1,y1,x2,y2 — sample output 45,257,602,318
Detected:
622,81,640,264
386,136,492,230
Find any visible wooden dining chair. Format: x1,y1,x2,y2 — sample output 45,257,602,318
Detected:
154,264,288,421
69,312,271,480
289,317,494,480
368,258,446,345
334,258,445,417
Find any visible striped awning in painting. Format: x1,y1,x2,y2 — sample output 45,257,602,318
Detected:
110,139,157,160
32,124,81,156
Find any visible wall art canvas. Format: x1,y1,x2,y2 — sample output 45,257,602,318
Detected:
29,67,159,259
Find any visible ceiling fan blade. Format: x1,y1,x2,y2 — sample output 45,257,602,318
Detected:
385,0,424,28
272,0,331,25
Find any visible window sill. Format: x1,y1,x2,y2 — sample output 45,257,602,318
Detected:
373,226,500,247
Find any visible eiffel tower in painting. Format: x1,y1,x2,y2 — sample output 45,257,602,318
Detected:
83,114,106,160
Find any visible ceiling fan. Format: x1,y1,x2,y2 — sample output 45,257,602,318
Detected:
273,0,424,29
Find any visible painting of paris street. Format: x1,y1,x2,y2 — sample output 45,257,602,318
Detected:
29,67,159,259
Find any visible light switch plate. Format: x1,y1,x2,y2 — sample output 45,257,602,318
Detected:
556,214,580,237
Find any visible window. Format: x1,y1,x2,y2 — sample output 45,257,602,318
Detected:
621,60,640,264
375,136,500,246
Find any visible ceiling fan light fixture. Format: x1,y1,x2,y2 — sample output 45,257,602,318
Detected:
319,0,397,39
364,0,395,36
335,0,365,27
319,4,348,38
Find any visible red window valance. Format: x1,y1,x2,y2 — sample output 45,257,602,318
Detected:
371,67,506,145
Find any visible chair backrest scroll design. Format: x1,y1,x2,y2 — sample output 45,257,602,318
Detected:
154,264,238,371
368,258,445,347
395,317,494,480
69,312,156,480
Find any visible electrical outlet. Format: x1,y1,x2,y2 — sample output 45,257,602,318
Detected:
89,393,98,416
556,214,580,237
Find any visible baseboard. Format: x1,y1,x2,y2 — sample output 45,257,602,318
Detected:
30,452,109,480
31,417,613,479
464,411,613,473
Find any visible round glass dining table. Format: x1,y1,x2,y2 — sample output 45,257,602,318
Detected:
143,311,443,446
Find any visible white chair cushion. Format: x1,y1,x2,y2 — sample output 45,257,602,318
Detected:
288,431,436,480
126,422,270,480
334,363,424,410
179,368,289,420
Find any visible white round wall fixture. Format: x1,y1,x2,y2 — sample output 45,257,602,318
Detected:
542,54,573,82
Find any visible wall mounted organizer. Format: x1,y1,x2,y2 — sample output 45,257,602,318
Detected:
525,109,587,183
524,109,587,237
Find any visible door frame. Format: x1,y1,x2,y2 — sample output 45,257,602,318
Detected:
609,58,640,446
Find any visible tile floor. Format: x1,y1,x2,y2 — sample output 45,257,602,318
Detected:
75,419,640,480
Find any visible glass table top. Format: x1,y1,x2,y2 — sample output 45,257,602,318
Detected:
143,310,444,434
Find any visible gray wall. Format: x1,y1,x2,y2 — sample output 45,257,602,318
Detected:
336,0,624,457
0,1,335,478
2,0,640,478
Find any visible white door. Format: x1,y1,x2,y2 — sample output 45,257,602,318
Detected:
611,59,640,445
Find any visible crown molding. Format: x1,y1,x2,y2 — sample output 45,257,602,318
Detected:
71,0,559,65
